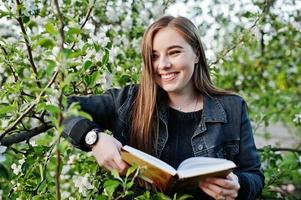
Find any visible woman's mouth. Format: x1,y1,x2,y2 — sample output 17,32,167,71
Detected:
160,72,179,81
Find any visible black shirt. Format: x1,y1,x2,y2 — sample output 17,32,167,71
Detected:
160,106,203,169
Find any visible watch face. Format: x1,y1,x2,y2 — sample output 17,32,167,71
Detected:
85,131,98,145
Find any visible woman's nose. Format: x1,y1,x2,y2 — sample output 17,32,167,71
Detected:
158,57,171,69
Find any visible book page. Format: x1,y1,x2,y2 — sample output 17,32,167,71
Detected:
122,145,177,175
177,157,236,179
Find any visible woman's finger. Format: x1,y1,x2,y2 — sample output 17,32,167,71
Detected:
199,183,220,199
206,177,239,190
200,182,235,197
114,156,129,172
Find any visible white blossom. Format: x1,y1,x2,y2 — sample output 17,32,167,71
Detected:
293,114,301,124
0,65,5,73
106,7,119,22
62,191,71,198
23,0,38,16
131,38,141,53
116,65,123,72
108,47,120,64
29,140,37,147
262,71,269,78
121,36,130,48
99,72,113,90
73,174,93,196
52,47,60,58
121,16,133,30
67,155,76,165
151,2,164,18
268,80,276,88
11,163,22,175
235,75,244,86
95,51,103,61
89,32,110,48
83,49,94,60
138,10,150,25
22,68,31,78
87,38,94,45
62,165,71,174
0,144,7,163
19,159,25,165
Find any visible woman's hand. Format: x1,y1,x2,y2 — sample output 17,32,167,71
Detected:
199,172,240,200
91,133,129,174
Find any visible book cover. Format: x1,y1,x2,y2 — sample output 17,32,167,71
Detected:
120,145,236,193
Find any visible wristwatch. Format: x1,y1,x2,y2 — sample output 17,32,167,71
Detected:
84,128,100,147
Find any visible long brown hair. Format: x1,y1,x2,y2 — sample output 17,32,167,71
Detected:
130,16,232,154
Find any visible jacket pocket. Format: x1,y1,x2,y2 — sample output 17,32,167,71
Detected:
213,140,239,161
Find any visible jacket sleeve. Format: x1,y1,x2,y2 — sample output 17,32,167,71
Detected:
234,100,265,200
62,85,136,151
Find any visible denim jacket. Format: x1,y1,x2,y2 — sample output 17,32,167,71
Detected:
63,84,264,200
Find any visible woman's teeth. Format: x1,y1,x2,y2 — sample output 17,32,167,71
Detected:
161,73,177,79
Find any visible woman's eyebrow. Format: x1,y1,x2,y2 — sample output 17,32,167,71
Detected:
167,45,183,50
152,45,184,53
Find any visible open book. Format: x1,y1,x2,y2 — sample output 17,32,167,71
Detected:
121,145,236,193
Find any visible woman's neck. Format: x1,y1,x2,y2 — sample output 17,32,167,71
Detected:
167,90,203,112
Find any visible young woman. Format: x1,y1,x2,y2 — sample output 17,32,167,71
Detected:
63,16,264,200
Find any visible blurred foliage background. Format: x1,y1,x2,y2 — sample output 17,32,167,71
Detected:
0,0,300,199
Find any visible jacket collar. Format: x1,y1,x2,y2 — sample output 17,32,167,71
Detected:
203,95,227,123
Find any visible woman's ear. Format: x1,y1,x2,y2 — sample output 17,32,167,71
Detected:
194,55,199,64
194,50,200,64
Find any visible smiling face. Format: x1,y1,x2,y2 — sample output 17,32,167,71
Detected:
152,27,198,95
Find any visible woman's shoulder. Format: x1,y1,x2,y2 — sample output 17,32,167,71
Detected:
212,93,247,110
107,84,139,97
104,84,139,106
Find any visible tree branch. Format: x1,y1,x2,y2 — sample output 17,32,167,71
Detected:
70,2,95,50
55,147,61,200
0,67,60,141
0,44,18,82
0,123,53,146
53,0,65,199
258,147,301,154
15,0,41,88
209,1,268,67
54,0,65,50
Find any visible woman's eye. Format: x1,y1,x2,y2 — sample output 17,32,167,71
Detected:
169,51,180,55
152,54,158,60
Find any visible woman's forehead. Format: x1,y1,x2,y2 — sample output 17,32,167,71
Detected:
152,27,189,51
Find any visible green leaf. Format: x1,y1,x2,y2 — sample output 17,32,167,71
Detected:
35,38,55,48
78,111,93,121
67,27,81,35
45,22,57,34
103,179,120,196
0,104,17,115
96,195,108,200
126,165,137,178
45,105,60,115
126,181,134,188
102,52,109,65
153,192,171,200
106,63,112,73
83,60,93,70
0,164,9,179
111,169,120,179
174,194,193,200
46,59,56,75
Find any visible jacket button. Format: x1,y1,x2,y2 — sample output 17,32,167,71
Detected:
198,144,204,150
